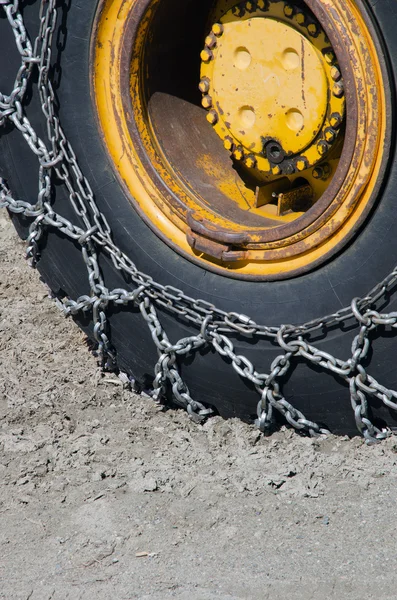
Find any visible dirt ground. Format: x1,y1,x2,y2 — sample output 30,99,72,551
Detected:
2,212,397,600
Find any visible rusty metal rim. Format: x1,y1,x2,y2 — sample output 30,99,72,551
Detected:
92,0,391,280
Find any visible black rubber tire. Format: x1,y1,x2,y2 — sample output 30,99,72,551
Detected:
1,0,397,435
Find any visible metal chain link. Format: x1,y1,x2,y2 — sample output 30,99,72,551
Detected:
1,0,396,442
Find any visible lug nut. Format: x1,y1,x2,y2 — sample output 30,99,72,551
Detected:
324,50,336,65
232,5,245,17
295,11,305,25
224,136,235,152
313,164,331,180
199,77,210,94
284,4,294,17
330,65,341,81
206,110,218,125
212,23,224,37
245,154,257,169
330,112,343,129
333,81,344,98
285,163,296,175
200,48,213,62
317,140,329,156
307,23,318,37
201,95,212,109
205,33,217,49
272,165,282,176
233,146,245,161
324,127,336,143
296,158,308,172
323,163,332,178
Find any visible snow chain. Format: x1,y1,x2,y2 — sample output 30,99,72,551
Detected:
1,0,397,443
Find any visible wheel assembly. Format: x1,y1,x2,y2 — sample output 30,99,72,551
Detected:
0,0,397,440
95,0,388,279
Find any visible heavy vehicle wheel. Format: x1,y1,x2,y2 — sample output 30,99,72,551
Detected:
1,0,396,438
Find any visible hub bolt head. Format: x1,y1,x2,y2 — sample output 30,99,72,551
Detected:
245,1,255,12
200,48,213,63
295,11,305,25
284,163,295,175
333,82,344,98
330,112,343,129
296,158,308,172
272,165,282,176
232,5,245,17
201,95,212,109
206,110,218,125
224,136,235,152
324,51,335,65
233,146,245,161
199,78,210,94
205,33,217,49
257,0,267,10
317,140,329,155
313,164,331,180
212,23,224,37
284,4,294,17
307,23,318,36
245,155,257,169
324,127,336,143
330,66,341,81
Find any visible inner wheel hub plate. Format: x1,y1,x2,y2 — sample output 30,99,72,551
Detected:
212,18,327,155
200,1,346,175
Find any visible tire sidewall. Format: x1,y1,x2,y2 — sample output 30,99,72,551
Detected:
1,0,397,433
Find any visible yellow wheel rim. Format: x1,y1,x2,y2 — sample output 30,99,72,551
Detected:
93,0,390,280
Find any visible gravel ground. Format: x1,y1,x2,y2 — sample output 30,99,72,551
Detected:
2,212,397,599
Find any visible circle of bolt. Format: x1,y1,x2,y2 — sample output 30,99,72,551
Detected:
200,0,345,171
0,0,395,443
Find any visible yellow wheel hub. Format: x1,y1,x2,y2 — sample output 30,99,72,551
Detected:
200,2,345,175
93,0,390,280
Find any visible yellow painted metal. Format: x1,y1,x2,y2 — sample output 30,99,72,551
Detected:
210,19,328,154
200,1,345,174
93,0,388,279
